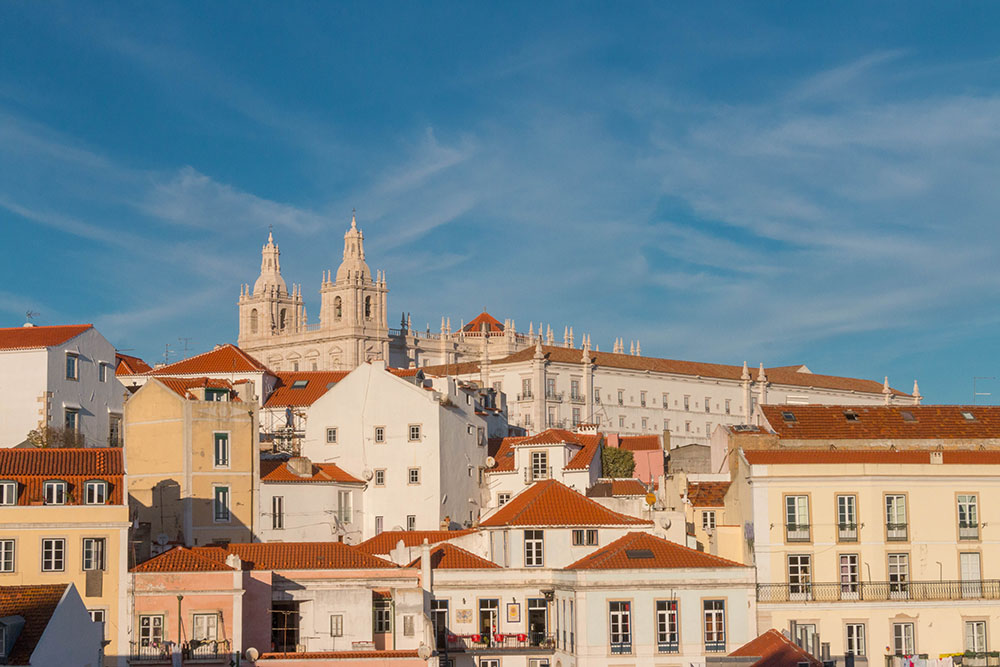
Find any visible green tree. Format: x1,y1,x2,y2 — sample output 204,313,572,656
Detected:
601,446,635,478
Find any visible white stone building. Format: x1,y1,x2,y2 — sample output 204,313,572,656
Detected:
0,324,125,448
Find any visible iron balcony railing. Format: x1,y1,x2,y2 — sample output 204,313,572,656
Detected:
525,466,553,484
887,522,908,541
960,522,980,540
183,639,232,661
785,523,811,542
129,641,172,663
516,392,533,401
610,641,632,655
658,639,679,653
706,639,727,653
545,390,564,402
758,579,1000,603
570,393,586,403
838,522,858,541
445,632,556,652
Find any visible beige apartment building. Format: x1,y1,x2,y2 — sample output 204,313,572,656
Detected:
124,377,259,560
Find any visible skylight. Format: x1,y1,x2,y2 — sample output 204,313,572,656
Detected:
291,380,309,389
962,411,976,421
781,411,796,422
625,549,654,559
900,411,916,422
844,412,860,422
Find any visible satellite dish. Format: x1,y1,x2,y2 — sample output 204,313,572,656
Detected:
392,525,403,532
485,456,496,468
417,644,432,660
245,647,260,661
363,469,374,481
155,533,170,546
660,518,672,530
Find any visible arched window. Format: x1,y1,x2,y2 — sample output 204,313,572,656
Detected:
365,296,372,320
250,309,259,334
279,308,287,330
334,296,342,319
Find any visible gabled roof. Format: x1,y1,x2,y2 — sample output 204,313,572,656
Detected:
260,459,363,484
730,628,822,667
132,546,235,573
0,447,125,505
566,531,742,570
153,377,237,400
187,542,399,570
115,352,152,375
149,343,268,375
463,311,504,333
761,405,1000,440
688,481,731,507
743,448,1000,466
486,436,525,473
356,530,478,555
618,435,662,451
479,480,652,528
0,584,68,664
0,324,92,351
497,429,603,472
263,371,349,408
406,543,500,570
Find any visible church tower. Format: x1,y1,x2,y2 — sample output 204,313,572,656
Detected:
318,213,389,368
237,231,306,345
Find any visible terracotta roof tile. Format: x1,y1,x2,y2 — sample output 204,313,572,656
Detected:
388,367,422,378
500,429,603,471
762,404,1000,440
132,546,235,573
263,371,349,407
566,531,743,570
743,448,1000,466
0,447,125,505
480,480,652,528
0,584,68,664
0,324,92,351
260,459,363,484
618,435,661,451
485,436,525,473
730,628,822,667
115,352,152,375
153,377,237,400
356,530,478,555
149,344,267,375
259,650,420,661
688,481,731,507
406,543,500,570
463,311,505,333
189,542,398,570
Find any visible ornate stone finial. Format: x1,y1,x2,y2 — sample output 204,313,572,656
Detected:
757,362,767,382
741,361,750,380
351,208,357,230
267,225,274,244
441,317,446,333
568,326,574,348
883,376,892,404
528,322,534,338
913,379,922,404
534,337,544,360
595,343,599,352
629,341,635,355
564,326,569,347
407,313,412,330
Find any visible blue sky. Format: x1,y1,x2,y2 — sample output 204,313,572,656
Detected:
3,3,1000,403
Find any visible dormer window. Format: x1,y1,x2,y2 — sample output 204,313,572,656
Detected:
85,480,108,505
0,481,17,505
44,480,67,505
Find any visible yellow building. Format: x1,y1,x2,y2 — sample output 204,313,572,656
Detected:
124,377,259,559
0,447,130,666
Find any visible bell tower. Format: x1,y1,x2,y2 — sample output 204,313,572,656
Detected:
319,212,389,368
237,231,306,345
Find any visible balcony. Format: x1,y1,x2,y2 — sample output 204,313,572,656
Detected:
706,640,727,653
545,390,564,402
758,579,1000,603
129,640,232,664
785,523,811,542
517,392,533,401
657,640,679,653
183,640,232,662
445,632,556,653
524,466,553,484
569,393,585,404
130,642,172,663
610,641,632,655
886,522,908,541
960,522,980,540
838,522,858,542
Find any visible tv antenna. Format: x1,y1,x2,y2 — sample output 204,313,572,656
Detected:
178,337,194,355
162,343,172,364
973,376,995,405
25,310,39,323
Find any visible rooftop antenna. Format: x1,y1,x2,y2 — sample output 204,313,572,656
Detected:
162,342,172,365
973,377,995,405
25,310,39,323
178,337,193,355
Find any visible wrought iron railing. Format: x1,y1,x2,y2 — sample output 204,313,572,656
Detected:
960,522,980,540
706,639,727,652
838,522,858,541
545,391,564,402
785,523,811,542
610,641,632,655
758,579,1000,603
183,639,232,661
517,392,533,401
445,632,556,652
658,639,679,653
129,641,172,662
886,522,908,541
570,393,585,403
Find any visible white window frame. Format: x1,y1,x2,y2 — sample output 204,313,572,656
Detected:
44,480,67,505
337,490,352,524
406,515,416,531
785,495,810,541
408,424,421,442
408,468,421,485
886,494,908,541
82,537,106,571
609,600,631,653
703,599,726,651
272,496,284,530
84,480,107,505
787,554,812,598
966,620,987,654
656,600,679,652
524,529,544,567
530,451,548,481
846,623,866,656
374,426,385,443
0,481,16,505
326,427,337,444
959,494,979,540
65,353,79,380
64,408,79,432
213,486,231,523
892,622,915,655
193,613,219,641
139,615,164,647
702,510,716,531
374,469,385,486
497,493,510,507
89,609,106,638
0,539,14,572
331,614,344,637
41,538,65,572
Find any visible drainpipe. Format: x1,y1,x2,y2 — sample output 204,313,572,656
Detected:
177,594,184,655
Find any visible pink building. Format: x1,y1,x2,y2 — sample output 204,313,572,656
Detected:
608,433,666,484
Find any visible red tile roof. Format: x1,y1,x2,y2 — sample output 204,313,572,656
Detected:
259,650,420,661
618,435,662,451
743,448,1000,466
730,629,822,667
154,377,237,400
501,429,603,471
115,352,152,375
149,344,268,375
186,542,398,570
0,324,92,351
356,530,478,555
260,459,363,484
132,546,236,573
0,447,125,505
263,371,349,407
463,311,504,333
406,543,500,570
388,367,422,378
566,531,743,570
761,405,1000,440
486,436,525,473
688,481,731,507
479,480,652,528
0,584,68,664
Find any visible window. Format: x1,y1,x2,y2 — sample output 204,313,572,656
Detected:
375,516,383,535
193,613,218,641
966,621,987,653
66,353,78,380
331,614,344,637
960,552,982,597
524,530,544,567
272,496,284,529
89,609,106,638
705,397,711,413
795,624,818,655
374,426,385,443
572,529,598,546
326,427,337,444
901,410,916,422
959,494,979,539
837,494,858,541
962,411,976,421
531,451,548,481
840,554,860,596
82,537,106,571
0,481,17,505
139,615,164,647
594,387,601,403
98,362,108,382
886,494,908,540
337,490,352,524
408,468,420,485
787,554,812,598
685,421,691,433
888,553,910,596
205,388,228,401
684,395,690,411
662,392,669,407
431,600,448,649
571,379,580,399
725,399,731,414
522,378,532,399
846,623,866,656
214,433,230,467
408,424,421,441
407,515,416,531
609,601,631,654
640,391,647,407
656,600,679,653
0,540,13,572
334,296,342,319
64,408,79,432
785,495,810,541
706,421,712,435
892,622,915,655
618,415,625,428
572,408,581,426
617,389,624,405
641,417,648,429
373,600,392,633
374,470,385,486
546,377,557,398
44,480,67,505
498,493,510,507
703,599,726,652
42,538,65,571
108,414,122,446
213,486,230,522
702,510,716,531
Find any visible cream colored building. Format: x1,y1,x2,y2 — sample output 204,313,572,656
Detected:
0,447,130,666
123,377,259,559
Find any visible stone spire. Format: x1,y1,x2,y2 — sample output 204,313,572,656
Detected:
336,210,372,282
635,340,640,356
534,337,544,360
912,379,922,405
629,341,635,355
757,362,767,383
741,361,750,381
254,230,288,295
882,376,892,405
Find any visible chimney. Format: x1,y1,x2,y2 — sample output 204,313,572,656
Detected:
234,380,256,404
607,433,620,449
420,539,433,598
287,456,313,477
930,451,943,465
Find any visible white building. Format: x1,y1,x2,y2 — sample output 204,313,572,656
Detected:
0,324,125,448
0,583,105,667
301,360,505,539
